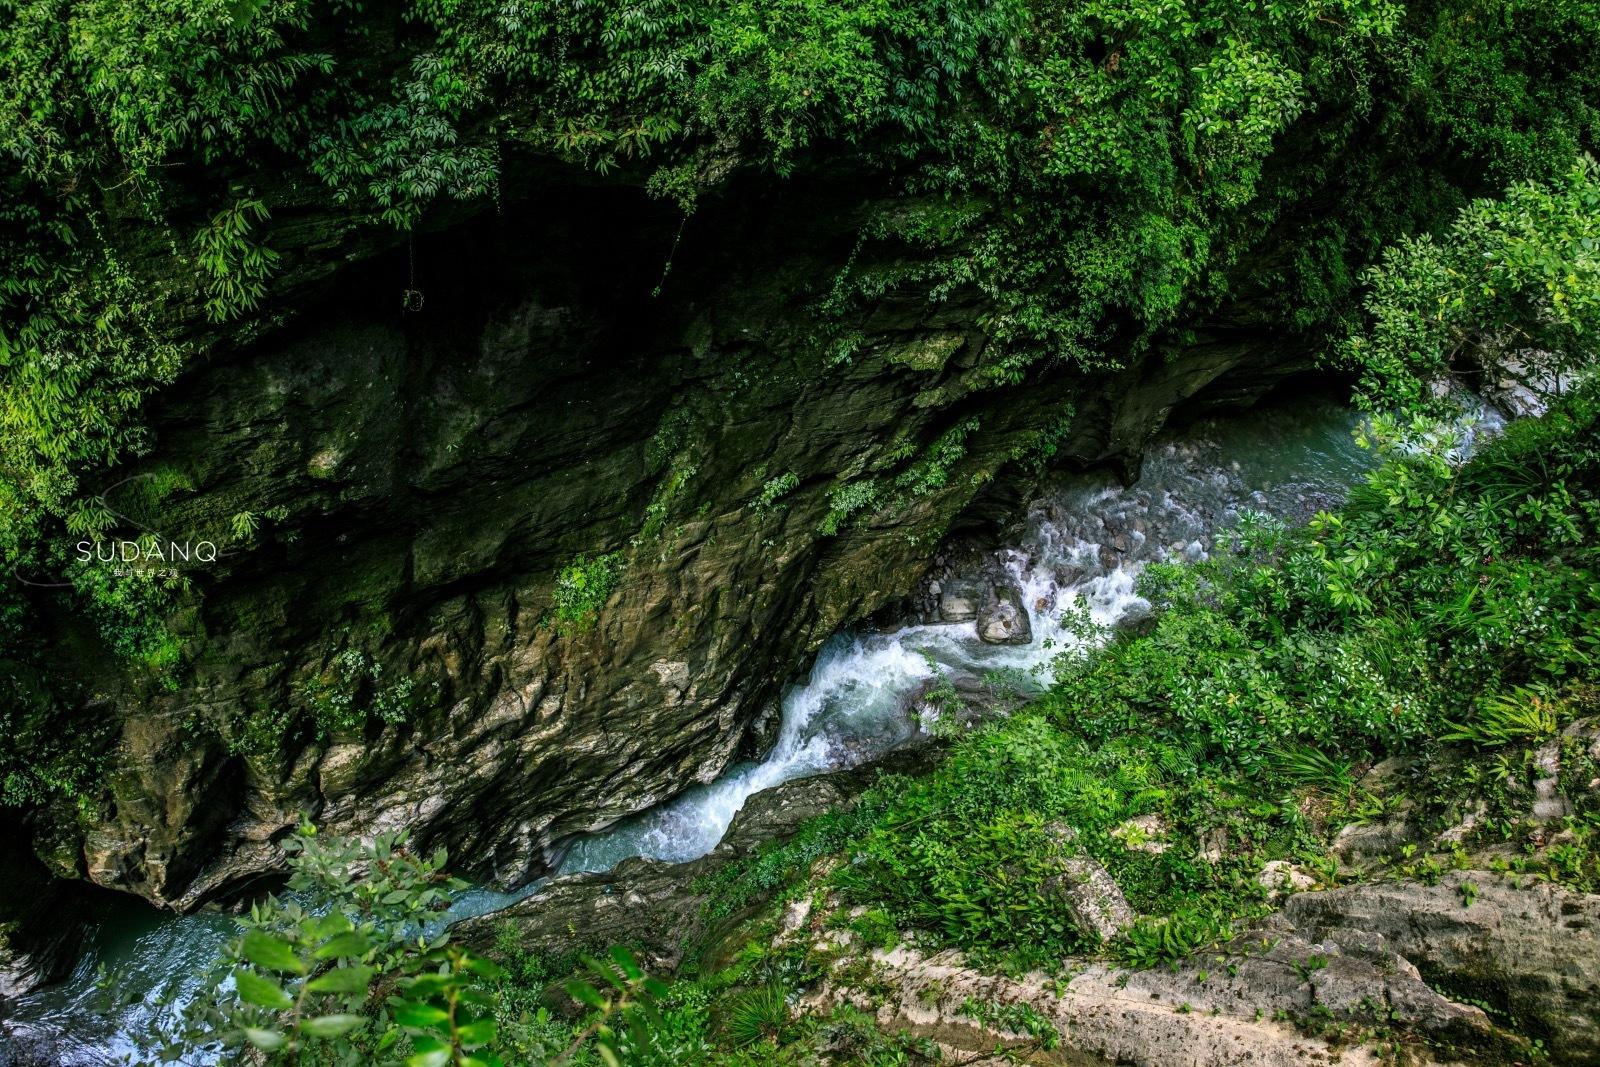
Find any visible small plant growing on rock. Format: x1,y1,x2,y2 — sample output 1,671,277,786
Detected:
721,984,790,1048
753,471,800,513
552,552,623,632
1291,954,1329,984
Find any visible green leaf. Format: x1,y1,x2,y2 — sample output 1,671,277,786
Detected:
242,1027,286,1050
312,930,367,960
404,973,452,998
456,1018,495,1047
584,955,625,991
463,953,506,980
308,911,353,940
609,945,643,980
233,968,293,1010
394,1000,451,1028
241,930,306,975
566,979,608,1010
406,1048,452,1067
300,1013,367,1038
306,964,374,995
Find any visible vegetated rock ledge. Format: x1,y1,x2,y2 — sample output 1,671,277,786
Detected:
467,749,1600,1066
11,160,1320,951
453,746,943,971
807,871,1600,1066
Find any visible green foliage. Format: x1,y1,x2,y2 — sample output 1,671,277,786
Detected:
562,947,674,1066
66,548,189,673
720,984,789,1049
0,215,185,560
1341,156,1600,417
697,792,894,921
1440,687,1562,747
818,479,879,537
0,660,113,811
551,552,624,632
958,995,1059,1050
639,466,699,544
829,386,1600,970
1120,911,1230,969
890,416,979,500
1008,408,1076,474
5,0,1597,586
1269,743,1354,792
129,825,675,1066
195,198,280,321
751,471,799,513
119,824,510,1065
295,647,426,747
0,0,328,559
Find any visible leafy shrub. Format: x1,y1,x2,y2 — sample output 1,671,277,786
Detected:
1441,687,1562,747
552,552,624,632
831,386,1600,971
128,825,666,1066
121,825,509,1063
719,984,789,1049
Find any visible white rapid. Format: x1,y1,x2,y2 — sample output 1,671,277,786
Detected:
541,394,1377,878
1,392,1400,1063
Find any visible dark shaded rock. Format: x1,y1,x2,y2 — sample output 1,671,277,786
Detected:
739,700,783,761
0,835,93,999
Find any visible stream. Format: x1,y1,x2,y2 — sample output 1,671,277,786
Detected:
4,392,1483,1064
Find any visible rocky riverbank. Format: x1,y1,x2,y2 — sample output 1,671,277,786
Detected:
7,166,1317,950
470,719,1600,1065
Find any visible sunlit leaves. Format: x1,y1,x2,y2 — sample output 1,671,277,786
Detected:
1342,156,1600,418
241,929,308,975
125,824,508,1065
233,968,293,1010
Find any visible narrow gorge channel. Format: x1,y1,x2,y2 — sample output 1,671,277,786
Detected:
2,391,1410,1064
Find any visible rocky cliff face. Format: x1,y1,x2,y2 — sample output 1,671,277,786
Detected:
19,169,1312,920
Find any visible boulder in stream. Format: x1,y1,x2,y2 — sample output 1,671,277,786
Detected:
935,578,984,622
976,580,1032,645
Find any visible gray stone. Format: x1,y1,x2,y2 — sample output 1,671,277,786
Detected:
1282,871,1600,1064
1045,857,1136,941
937,578,984,622
1255,860,1317,898
976,583,1032,645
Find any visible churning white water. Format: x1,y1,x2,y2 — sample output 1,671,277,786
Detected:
544,394,1379,878
3,392,1430,1062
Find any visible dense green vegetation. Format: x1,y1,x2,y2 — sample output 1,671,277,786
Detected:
1,0,1596,820
4,0,1600,1061
3,0,1597,591
836,383,1599,967
157,164,1600,1056
161,381,1599,1064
